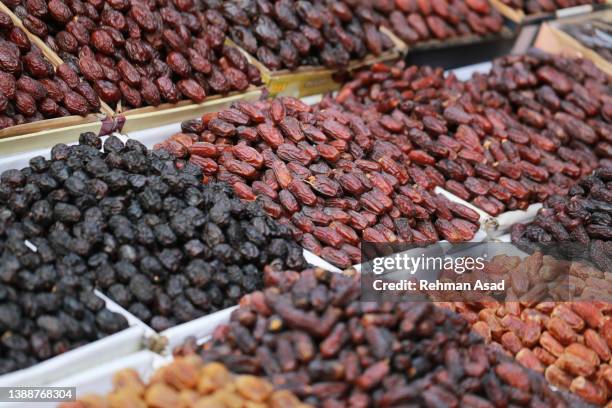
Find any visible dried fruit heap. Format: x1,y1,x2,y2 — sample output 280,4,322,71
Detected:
363,0,505,45
184,267,592,407
512,168,612,273
59,357,311,408
445,252,612,406
3,0,262,109
0,210,128,374
157,96,482,268
498,0,605,14
335,49,611,216
0,11,99,129
226,0,394,70
0,134,306,334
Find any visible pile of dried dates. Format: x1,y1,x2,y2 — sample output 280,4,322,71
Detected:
182,266,592,407
2,0,262,109
0,133,306,334
157,96,482,268
441,251,612,406
225,0,394,71
363,0,505,45
59,357,311,408
498,0,606,13
563,19,612,63
512,167,612,273
0,11,99,129
335,49,611,216
0,206,129,373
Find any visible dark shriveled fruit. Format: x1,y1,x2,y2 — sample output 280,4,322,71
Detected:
187,267,592,408
0,134,306,371
159,95,481,268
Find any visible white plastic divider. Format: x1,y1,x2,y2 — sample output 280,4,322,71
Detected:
160,306,236,354
303,248,343,273
53,350,164,397
448,61,493,80
0,326,144,389
495,234,512,243
158,248,342,354
95,289,157,338
434,185,543,240
484,203,543,238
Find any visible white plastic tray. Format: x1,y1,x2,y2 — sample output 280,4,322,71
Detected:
0,288,148,389
0,350,164,408
0,326,144,389
449,61,493,80
435,186,543,239
161,306,236,354
483,203,542,238
95,290,156,338
157,247,341,354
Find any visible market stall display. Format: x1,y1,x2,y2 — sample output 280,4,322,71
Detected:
0,186,129,376
335,49,611,217
59,356,311,408
156,96,483,268
534,10,612,81
0,3,608,406
184,266,593,407
219,0,405,98
0,134,307,338
0,0,263,110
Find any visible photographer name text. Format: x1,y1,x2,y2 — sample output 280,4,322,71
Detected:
372,279,506,292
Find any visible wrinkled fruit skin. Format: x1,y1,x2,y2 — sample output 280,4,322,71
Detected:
0,134,307,374
229,0,394,70
453,249,612,406
187,267,592,408
60,359,308,408
2,0,262,110
378,0,505,44
159,95,481,268
334,49,611,217
512,168,612,273
0,12,98,127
